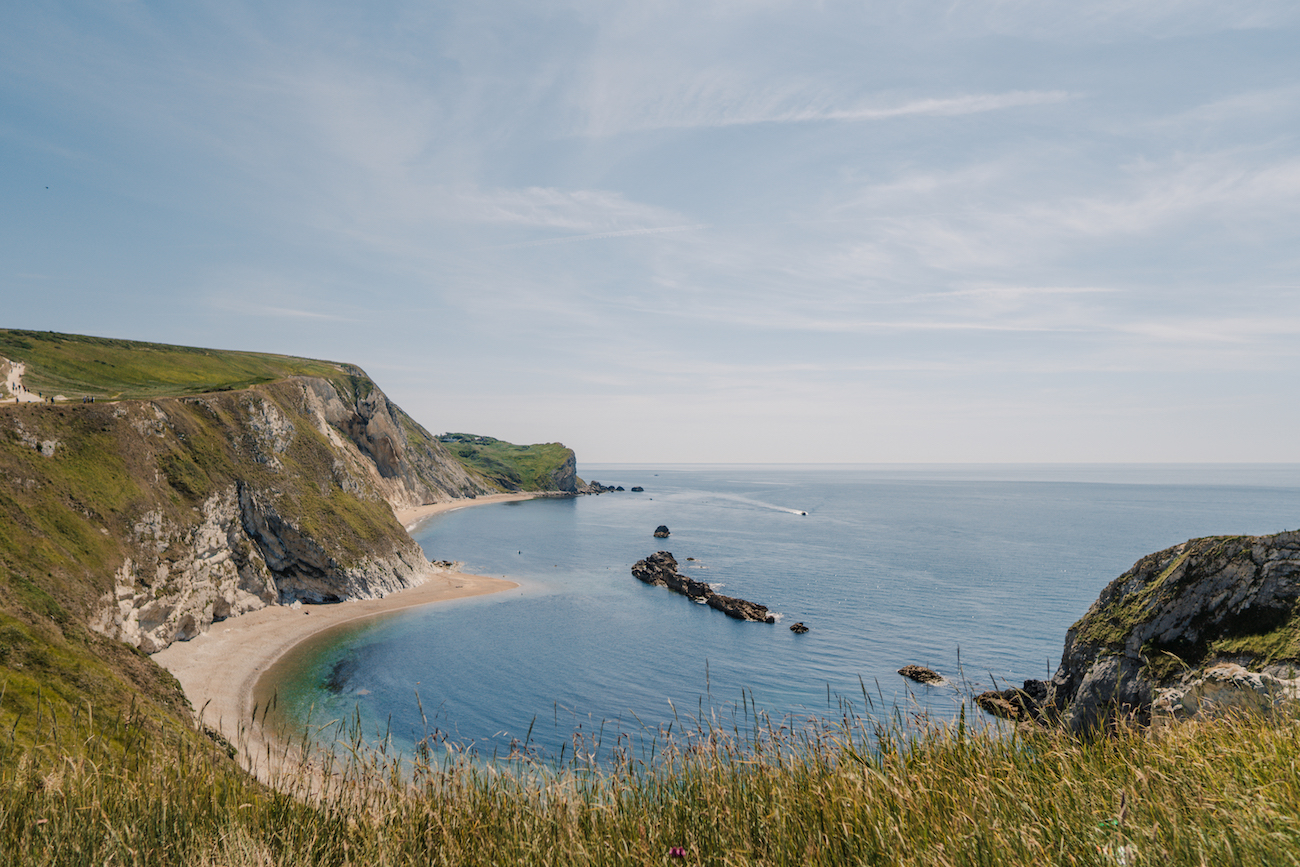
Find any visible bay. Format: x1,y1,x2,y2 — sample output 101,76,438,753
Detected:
262,463,1300,761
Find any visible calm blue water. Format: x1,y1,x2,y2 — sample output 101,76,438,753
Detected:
263,464,1300,761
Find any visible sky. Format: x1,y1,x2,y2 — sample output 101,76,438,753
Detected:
2,1,1299,463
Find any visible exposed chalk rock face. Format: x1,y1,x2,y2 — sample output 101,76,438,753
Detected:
1152,662,1300,721
89,488,279,653
76,372,493,653
1044,531,1300,732
236,482,430,604
296,374,492,511
245,398,295,470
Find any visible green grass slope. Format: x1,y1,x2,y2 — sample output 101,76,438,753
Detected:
5,699,1300,865
439,433,577,492
0,329,345,400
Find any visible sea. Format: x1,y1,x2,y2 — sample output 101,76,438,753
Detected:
260,464,1300,763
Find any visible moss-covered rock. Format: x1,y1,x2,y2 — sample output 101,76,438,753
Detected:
1045,531,1300,732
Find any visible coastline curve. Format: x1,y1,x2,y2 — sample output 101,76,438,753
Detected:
152,494,532,782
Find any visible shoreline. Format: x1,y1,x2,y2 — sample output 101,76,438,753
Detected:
153,493,536,781
395,491,538,532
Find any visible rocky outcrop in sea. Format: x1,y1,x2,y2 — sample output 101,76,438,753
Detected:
631,551,776,623
993,531,1300,732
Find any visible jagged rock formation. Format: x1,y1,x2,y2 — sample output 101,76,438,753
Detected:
1041,531,1300,732
790,622,809,634
631,551,776,623
296,371,492,510
654,525,671,538
548,450,579,493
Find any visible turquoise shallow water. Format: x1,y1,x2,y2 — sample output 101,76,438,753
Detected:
263,464,1300,761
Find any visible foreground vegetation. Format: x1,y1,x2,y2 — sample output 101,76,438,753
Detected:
3,700,1299,866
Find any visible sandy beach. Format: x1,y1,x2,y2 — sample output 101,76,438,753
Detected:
395,491,536,531
153,494,534,779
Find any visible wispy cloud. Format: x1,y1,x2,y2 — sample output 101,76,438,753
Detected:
484,223,708,250
581,84,1074,136
727,90,1075,126
258,306,352,322
453,187,686,232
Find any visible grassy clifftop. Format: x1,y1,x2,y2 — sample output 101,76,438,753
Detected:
0,330,346,400
439,433,577,492
0,329,577,495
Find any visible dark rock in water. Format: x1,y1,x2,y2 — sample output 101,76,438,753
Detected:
615,486,624,491
631,551,711,599
324,656,359,693
707,593,776,623
975,682,1046,722
632,551,775,623
897,664,943,684
790,622,809,634
653,525,671,538
631,486,644,492
580,480,617,494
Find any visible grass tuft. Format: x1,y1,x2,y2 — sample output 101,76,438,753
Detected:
3,694,1300,865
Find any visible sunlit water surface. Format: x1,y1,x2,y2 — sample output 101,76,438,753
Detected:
261,464,1300,761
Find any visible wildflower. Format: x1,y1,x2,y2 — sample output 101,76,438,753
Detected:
669,846,686,858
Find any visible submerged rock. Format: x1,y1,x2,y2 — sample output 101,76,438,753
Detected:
790,622,809,634
897,664,943,684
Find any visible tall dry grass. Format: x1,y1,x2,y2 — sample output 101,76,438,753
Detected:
2,695,1299,865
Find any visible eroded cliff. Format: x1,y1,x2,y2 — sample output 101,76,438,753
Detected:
2,369,502,652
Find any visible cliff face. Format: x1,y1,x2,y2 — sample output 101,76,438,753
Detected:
2,370,501,653
299,372,493,509
1045,531,1300,732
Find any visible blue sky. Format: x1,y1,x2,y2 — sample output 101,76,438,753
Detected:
3,1,1298,462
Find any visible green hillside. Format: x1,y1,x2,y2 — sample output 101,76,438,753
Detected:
439,433,576,492
0,329,345,401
